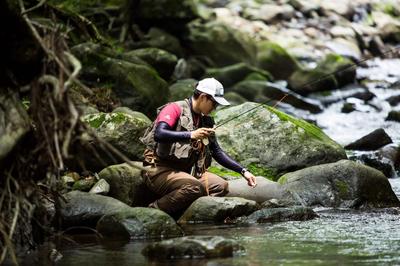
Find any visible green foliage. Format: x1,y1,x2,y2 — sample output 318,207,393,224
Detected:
208,166,241,179
335,180,349,198
85,112,129,128
247,163,278,181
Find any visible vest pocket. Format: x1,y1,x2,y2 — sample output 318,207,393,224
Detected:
174,142,191,159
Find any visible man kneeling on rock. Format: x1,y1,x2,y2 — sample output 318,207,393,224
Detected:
140,78,257,216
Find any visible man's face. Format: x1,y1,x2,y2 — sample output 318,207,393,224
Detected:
200,94,218,115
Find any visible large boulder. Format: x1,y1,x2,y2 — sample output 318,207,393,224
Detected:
0,91,31,162
96,207,183,240
142,236,245,259
98,162,157,206
178,196,258,224
213,102,347,180
186,20,257,67
79,111,151,171
124,48,178,80
279,160,400,208
71,43,169,118
168,79,197,102
60,191,130,228
256,41,300,80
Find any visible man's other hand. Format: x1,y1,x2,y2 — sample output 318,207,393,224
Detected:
243,171,257,187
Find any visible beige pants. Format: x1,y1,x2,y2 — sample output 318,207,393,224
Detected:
143,166,229,215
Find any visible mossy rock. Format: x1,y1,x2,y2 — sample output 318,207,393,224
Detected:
257,41,300,80
204,63,272,88
79,112,151,170
168,79,197,102
213,102,346,179
289,54,355,95
186,20,257,67
124,48,178,80
71,42,169,118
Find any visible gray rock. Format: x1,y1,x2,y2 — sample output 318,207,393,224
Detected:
279,160,400,208
60,191,131,228
96,207,183,240
239,206,318,224
344,128,393,151
142,236,245,259
89,179,110,195
178,196,258,224
98,162,157,206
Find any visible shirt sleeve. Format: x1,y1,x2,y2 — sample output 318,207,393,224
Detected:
156,103,181,128
209,138,244,174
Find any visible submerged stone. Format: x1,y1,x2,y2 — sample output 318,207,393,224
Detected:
239,206,318,224
142,236,245,259
96,207,183,240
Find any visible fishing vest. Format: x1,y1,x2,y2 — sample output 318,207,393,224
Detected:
140,99,214,171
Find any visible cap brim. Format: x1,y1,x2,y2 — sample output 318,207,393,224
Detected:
214,96,230,106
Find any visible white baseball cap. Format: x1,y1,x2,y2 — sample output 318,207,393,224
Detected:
196,78,230,106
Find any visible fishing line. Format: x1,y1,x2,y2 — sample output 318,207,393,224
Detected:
214,44,400,129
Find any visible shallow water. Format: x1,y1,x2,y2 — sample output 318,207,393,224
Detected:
22,179,400,266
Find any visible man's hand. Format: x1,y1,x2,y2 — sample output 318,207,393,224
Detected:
243,171,257,187
190,127,215,140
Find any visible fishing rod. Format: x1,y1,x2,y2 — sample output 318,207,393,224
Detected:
214,44,400,129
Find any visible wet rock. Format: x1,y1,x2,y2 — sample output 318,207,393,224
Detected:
178,197,258,224
386,110,400,122
60,191,131,228
344,128,393,151
96,207,183,240
378,144,400,170
142,236,245,259
224,92,247,106
239,206,318,224
186,20,257,67
341,102,356,113
89,179,110,195
279,160,400,208
79,112,151,170
98,162,157,206
124,48,178,80
205,63,272,88
231,80,322,113
168,79,197,102
290,54,356,95
386,94,400,106
309,85,374,106
357,153,396,178
214,102,346,179
256,41,300,80
226,176,296,204
0,91,31,162
112,107,150,121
